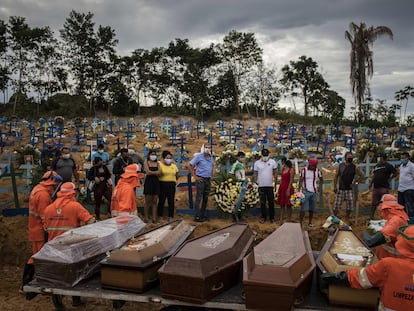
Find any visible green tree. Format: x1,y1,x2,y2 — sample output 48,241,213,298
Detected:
319,89,345,123
395,86,414,125
217,30,263,114
60,10,118,114
8,16,49,114
279,55,329,117
0,19,9,104
345,22,393,123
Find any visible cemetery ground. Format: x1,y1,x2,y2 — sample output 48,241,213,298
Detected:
0,116,397,310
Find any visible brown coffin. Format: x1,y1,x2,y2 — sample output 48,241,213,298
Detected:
243,223,315,311
316,229,379,308
158,223,255,304
101,219,194,293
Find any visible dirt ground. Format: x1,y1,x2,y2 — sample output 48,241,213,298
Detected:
0,116,374,310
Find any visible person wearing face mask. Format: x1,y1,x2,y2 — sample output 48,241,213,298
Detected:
88,157,112,220
369,153,397,219
143,150,161,223
229,151,247,181
157,150,179,220
127,144,145,171
40,138,61,170
91,143,110,165
112,148,133,185
333,151,364,222
397,151,414,224
51,147,79,184
299,158,323,227
189,144,215,222
253,149,278,224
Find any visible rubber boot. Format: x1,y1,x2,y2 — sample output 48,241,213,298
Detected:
52,294,65,311
72,295,86,307
21,263,38,300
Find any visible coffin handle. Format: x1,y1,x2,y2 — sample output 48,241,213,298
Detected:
211,282,224,291
146,277,158,283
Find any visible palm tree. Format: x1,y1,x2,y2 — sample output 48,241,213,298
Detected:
345,22,393,123
395,86,414,124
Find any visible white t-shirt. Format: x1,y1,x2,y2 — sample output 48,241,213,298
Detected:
398,161,414,191
254,158,277,187
300,167,322,193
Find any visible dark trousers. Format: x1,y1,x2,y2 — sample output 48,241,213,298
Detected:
93,182,112,219
398,189,414,224
259,187,275,220
194,177,211,219
158,181,176,218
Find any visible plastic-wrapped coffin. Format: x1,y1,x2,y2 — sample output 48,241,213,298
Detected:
243,223,315,311
33,215,146,287
159,223,255,304
316,228,379,308
101,219,195,292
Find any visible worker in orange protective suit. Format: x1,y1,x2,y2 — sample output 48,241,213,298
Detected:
111,163,144,217
322,225,414,311
21,171,62,298
364,194,409,259
43,182,95,309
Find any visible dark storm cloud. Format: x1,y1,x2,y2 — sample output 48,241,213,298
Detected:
1,0,413,113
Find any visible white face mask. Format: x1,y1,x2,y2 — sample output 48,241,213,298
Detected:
98,149,104,154
164,158,172,165
128,149,135,154
377,157,381,163
150,155,157,161
239,157,246,163
262,156,269,162
204,148,211,154
62,153,70,159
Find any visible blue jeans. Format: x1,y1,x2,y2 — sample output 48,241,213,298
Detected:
194,177,211,219
398,190,414,224
301,189,318,212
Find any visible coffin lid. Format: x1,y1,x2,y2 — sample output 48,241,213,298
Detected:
316,229,375,273
161,223,254,278
103,220,195,267
243,223,315,286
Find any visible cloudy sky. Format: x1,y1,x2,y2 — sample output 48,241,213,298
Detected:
1,0,413,116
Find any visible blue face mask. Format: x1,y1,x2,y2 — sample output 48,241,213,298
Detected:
401,158,409,165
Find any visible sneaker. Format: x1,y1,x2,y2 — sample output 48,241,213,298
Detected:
259,218,266,224
194,217,204,223
308,223,314,228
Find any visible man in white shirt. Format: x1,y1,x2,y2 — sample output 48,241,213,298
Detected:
398,151,414,224
253,149,277,224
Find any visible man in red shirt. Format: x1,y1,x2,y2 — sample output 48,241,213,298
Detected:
323,225,414,311
43,182,95,309
21,171,62,297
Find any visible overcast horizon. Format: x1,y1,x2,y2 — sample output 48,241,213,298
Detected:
1,0,413,118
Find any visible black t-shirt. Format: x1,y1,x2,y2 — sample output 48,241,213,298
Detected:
338,163,356,190
372,162,396,189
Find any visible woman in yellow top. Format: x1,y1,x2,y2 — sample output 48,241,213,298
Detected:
157,150,179,220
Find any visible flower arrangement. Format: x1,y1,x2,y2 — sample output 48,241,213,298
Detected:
307,146,322,153
355,142,383,162
245,151,261,163
216,149,238,166
290,183,305,208
214,178,259,214
288,147,307,160
145,141,162,150
80,152,91,163
245,137,256,148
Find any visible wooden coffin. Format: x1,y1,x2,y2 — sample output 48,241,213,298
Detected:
33,215,146,287
158,223,255,304
243,223,315,311
100,219,195,292
316,229,379,308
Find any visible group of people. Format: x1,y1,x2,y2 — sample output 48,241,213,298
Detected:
40,138,180,223
229,147,324,227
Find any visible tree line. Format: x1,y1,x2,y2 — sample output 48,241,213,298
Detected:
0,11,412,126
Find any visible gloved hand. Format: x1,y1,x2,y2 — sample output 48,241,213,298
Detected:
364,231,386,248
321,271,350,286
